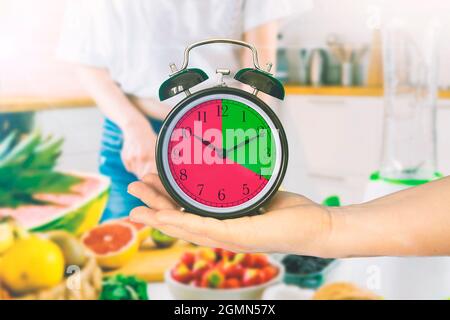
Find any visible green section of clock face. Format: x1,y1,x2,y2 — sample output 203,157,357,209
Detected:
221,99,276,180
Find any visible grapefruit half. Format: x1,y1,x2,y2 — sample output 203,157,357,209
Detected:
81,221,139,269
120,217,151,243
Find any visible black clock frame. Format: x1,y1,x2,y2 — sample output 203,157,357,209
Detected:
155,86,289,219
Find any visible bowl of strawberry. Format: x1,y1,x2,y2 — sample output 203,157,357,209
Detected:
165,248,284,300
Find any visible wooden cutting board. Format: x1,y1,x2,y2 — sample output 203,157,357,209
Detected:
105,241,197,282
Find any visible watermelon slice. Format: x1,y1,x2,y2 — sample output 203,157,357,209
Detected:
0,171,110,236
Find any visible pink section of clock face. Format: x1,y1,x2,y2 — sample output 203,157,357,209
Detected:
167,99,269,208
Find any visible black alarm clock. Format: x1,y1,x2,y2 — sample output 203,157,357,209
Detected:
156,39,288,219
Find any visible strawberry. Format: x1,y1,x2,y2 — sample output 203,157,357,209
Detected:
221,250,236,261
213,248,223,259
218,260,245,279
192,259,211,279
242,268,264,287
224,278,241,289
233,253,253,267
201,269,225,289
196,248,217,263
180,252,195,269
171,263,192,284
261,265,279,282
252,254,269,268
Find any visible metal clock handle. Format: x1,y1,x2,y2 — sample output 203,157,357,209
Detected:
171,38,270,74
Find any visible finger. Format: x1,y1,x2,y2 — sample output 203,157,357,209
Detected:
129,186,287,252
130,207,257,252
156,225,224,248
161,209,284,252
130,207,225,248
128,181,177,210
141,173,170,197
151,209,253,250
154,210,226,237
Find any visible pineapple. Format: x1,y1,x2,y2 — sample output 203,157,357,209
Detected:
0,131,82,208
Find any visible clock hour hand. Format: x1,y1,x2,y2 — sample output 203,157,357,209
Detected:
193,134,212,147
192,134,225,158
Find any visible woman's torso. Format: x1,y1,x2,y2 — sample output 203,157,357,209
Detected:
98,0,247,117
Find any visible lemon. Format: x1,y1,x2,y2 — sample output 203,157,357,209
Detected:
0,236,65,294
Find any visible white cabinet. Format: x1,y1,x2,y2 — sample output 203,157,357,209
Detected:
281,95,450,204
282,95,384,177
36,107,103,172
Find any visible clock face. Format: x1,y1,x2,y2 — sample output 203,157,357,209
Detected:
157,90,287,217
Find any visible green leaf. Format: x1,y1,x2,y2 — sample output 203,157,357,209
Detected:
100,275,148,300
14,171,83,194
0,131,41,168
0,131,78,208
0,171,83,208
25,137,63,170
0,166,18,185
0,131,18,160
0,192,49,208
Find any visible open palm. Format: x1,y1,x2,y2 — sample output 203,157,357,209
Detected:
128,174,332,255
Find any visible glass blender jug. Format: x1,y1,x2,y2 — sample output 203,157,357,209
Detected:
379,20,439,183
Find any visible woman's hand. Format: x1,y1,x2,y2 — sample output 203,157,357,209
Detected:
75,66,159,179
128,174,335,257
121,120,157,179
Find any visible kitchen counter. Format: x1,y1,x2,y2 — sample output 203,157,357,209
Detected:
285,86,450,98
3,86,450,114
0,96,94,113
285,86,383,97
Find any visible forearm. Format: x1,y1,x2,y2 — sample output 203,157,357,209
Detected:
326,176,450,258
242,21,278,71
76,66,148,130
241,22,278,109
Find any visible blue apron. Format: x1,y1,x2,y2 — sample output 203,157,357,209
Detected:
99,117,163,221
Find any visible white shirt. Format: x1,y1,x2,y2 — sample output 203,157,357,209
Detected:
57,0,309,98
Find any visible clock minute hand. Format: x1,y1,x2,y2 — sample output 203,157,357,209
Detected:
224,132,263,156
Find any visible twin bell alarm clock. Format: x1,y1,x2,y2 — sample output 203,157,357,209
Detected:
156,39,288,219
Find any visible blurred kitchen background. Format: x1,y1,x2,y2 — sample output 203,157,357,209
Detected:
1,0,450,300
2,0,450,203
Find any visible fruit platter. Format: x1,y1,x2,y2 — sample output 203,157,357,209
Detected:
165,248,283,300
